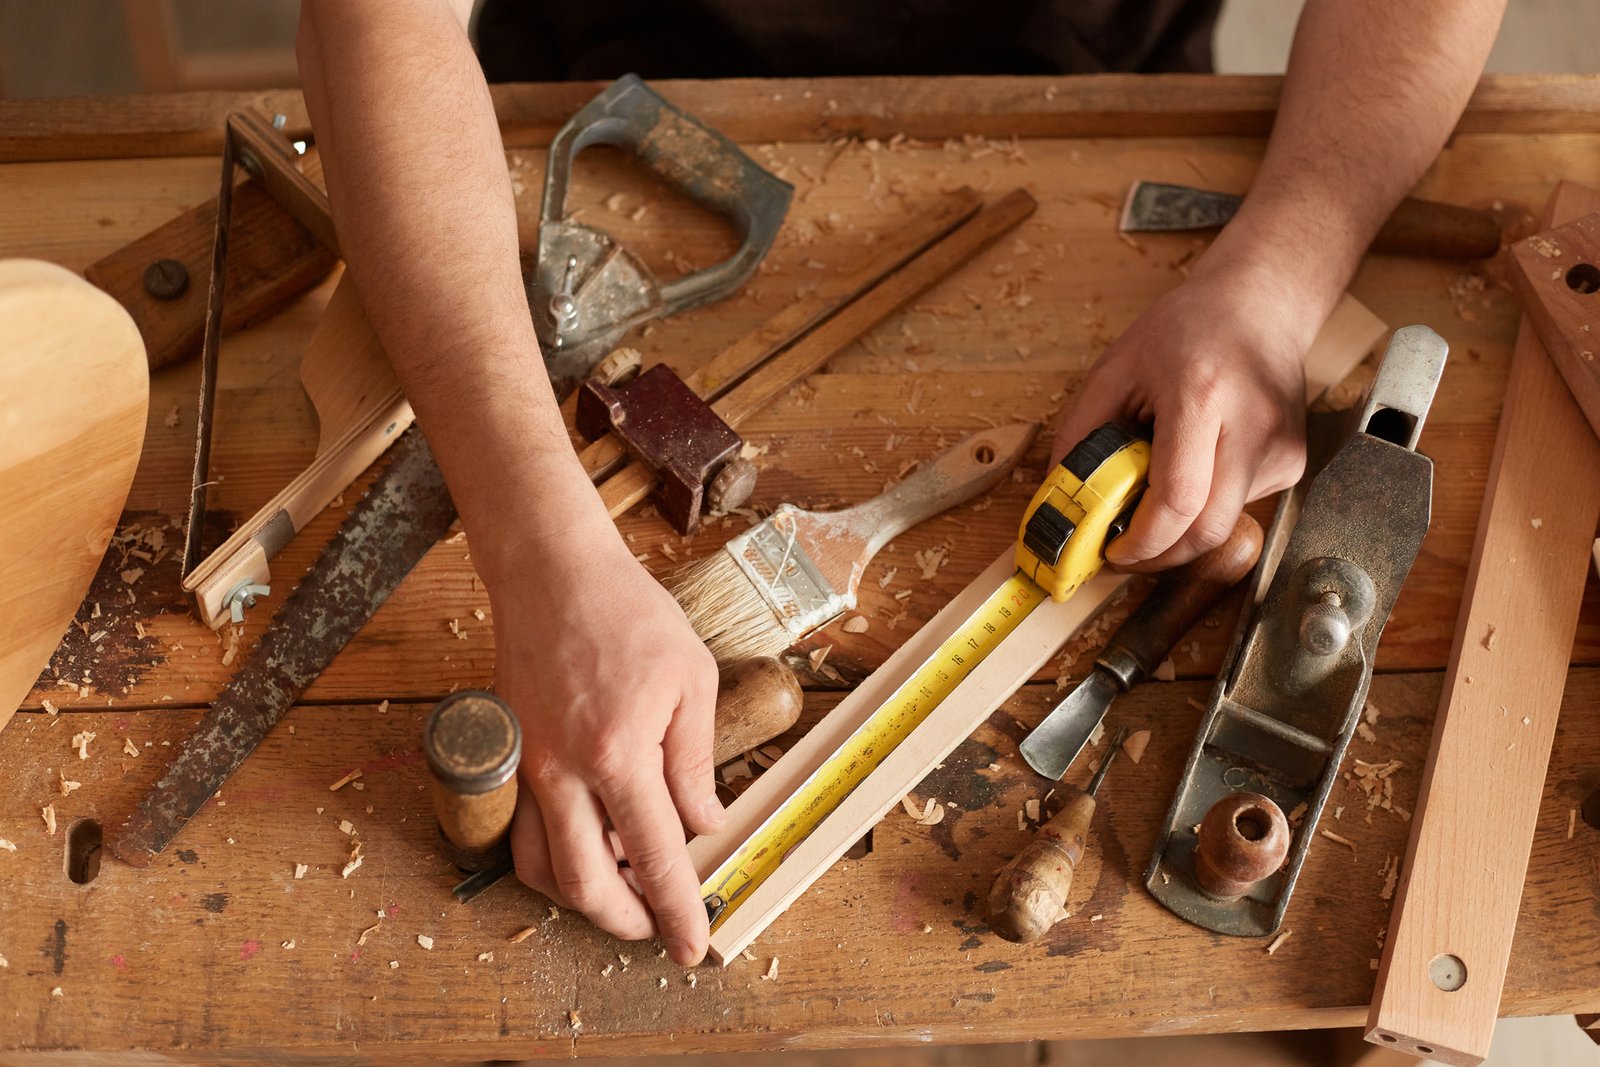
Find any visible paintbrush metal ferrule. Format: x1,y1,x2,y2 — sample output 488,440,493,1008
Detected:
725,505,849,640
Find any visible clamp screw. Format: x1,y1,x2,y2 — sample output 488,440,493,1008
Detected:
1298,591,1350,656
224,580,272,624
143,258,190,300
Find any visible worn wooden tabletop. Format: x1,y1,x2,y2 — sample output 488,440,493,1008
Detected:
1,76,1598,1064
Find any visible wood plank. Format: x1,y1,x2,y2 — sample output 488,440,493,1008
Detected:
1506,209,1600,443
2,671,1595,1059
1366,181,1600,1066
5,76,1600,161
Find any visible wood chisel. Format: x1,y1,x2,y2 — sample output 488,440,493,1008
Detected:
1018,511,1264,780
439,658,806,904
670,423,1037,666
700,421,1151,929
1120,180,1502,259
987,725,1128,944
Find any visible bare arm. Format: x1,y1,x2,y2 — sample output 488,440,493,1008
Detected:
1057,0,1505,568
297,0,722,965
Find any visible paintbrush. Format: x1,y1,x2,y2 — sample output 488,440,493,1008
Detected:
670,422,1036,665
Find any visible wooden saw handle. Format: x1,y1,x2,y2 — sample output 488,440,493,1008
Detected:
1102,512,1264,683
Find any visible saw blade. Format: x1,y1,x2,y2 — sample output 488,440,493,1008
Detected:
110,426,458,866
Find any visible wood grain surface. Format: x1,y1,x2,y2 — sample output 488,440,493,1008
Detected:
0,76,1598,1062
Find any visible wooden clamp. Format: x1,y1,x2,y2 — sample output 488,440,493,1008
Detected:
1507,208,1600,442
83,120,336,372
1367,181,1600,1066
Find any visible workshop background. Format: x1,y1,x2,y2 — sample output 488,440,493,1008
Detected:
0,2,1595,1067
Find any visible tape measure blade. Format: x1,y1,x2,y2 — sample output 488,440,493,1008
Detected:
701,567,1045,927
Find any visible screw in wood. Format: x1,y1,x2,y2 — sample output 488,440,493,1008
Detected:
142,258,190,300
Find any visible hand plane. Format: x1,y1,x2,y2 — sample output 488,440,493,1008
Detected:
1145,325,1448,937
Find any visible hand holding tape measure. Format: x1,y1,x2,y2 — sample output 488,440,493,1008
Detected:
701,421,1151,930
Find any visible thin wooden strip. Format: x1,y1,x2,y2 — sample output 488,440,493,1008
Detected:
7,76,1600,162
576,187,982,483
1366,180,1600,1067
596,189,1037,517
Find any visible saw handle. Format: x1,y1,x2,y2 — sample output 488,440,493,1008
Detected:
1099,512,1264,687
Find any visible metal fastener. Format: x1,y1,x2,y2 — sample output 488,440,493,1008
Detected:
142,258,190,300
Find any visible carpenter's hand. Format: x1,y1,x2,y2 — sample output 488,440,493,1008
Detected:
489,528,722,965
1052,262,1315,571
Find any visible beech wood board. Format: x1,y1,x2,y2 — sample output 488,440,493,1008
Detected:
1,77,1598,1062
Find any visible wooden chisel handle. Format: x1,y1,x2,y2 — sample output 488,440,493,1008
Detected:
711,657,804,766
988,788,1096,943
1373,196,1501,259
1099,512,1264,686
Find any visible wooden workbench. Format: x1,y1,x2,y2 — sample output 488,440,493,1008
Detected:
2,76,1598,1064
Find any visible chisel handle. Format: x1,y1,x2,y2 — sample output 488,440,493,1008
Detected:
1098,512,1264,687
431,658,803,870
987,789,1096,943
1373,197,1502,259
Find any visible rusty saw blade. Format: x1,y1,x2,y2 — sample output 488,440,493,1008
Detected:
110,426,458,866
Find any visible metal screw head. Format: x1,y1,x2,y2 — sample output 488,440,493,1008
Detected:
143,258,190,300
1298,592,1350,656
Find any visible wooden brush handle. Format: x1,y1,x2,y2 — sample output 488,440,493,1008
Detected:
1101,512,1263,684
839,422,1036,558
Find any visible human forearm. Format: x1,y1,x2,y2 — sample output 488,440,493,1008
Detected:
1200,0,1505,338
296,0,608,578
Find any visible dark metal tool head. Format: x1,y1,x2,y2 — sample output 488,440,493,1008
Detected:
1086,725,1130,797
1020,671,1119,781
1118,180,1242,233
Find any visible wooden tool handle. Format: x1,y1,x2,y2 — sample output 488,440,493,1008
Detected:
1103,512,1264,683
987,789,1095,943
1192,792,1290,900
712,657,805,766
842,422,1036,558
1372,196,1501,259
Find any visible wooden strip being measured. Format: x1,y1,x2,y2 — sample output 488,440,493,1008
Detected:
7,76,1600,161
692,286,1385,963
1366,181,1600,1067
597,189,1037,518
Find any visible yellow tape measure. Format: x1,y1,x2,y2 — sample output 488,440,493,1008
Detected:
701,422,1150,930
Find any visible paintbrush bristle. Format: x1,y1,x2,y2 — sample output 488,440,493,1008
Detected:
668,552,793,667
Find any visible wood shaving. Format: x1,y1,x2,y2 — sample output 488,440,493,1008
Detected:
1381,856,1399,901
601,963,614,977
1266,930,1293,955
282,940,296,949
1121,729,1151,764
0,952,7,967
657,977,668,989
508,926,537,944
841,615,870,634
1089,914,1104,922
71,730,95,759
294,863,308,879
688,971,699,987
377,700,389,714
1024,798,1040,821
1321,829,1358,856
808,645,832,672
0,839,15,852
52,987,63,997
329,769,363,791
122,737,139,758
356,920,383,946
1482,625,1497,651
1356,722,1377,743
740,949,757,962
914,544,950,580
1152,659,1176,682
416,934,434,950
568,1010,583,1031
341,841,364,879
1569,809,1578,840
389,961,399,969
1086,719,1106,747
877,567,898,589
548,906,561,921
338,820,355,835
58,771,80,796
42,804,56,835
721,759,753,782
762,957,780,981
41,699,58,716
1287,802,1308,827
